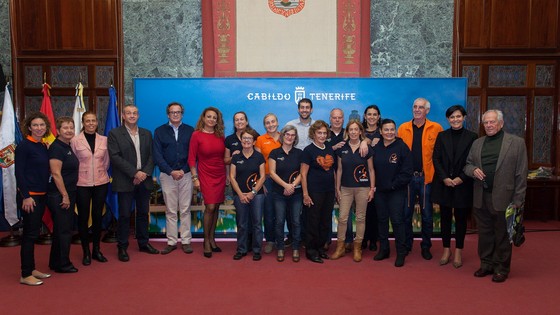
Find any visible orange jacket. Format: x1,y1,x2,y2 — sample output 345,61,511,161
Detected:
397,119,443,184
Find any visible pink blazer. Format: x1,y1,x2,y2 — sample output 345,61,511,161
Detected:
70,132,110,186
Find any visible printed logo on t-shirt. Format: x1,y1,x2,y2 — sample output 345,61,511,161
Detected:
316,154,334,171
389,153,398,164
245,173,259,191
353,165,369,183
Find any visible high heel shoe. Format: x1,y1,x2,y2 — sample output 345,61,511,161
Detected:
453,248,462,268
210,240,222,253
439,249,451,266
203,239,212,258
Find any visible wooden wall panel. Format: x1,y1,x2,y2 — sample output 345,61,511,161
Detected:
490,0,530,48
531,0,559,48
49,0,89,50
461,0,488,49
15,0,48,51
92,0,118,51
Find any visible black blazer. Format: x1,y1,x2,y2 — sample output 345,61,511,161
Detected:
108,125,154,192
431,128,478,208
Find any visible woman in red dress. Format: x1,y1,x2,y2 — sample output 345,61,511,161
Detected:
188,107,227,258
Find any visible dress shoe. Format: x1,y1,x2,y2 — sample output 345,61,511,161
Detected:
20,275,43,286
319,251,329,259
182,243,193,254
233,252,247,260
82,254,91,266
210,241,222,253
118,248,130,262
306,254,324,264
373,250,390,261
204,251,212,258
32,270,51,279
55,266,78,273
453,260,463,269
92,249,108,263
474,268,493,278
492,273,508,283
160,245,177,255
139,243,160,254
292,249,300,262
277,250,285,262
253,253,262,261
203,239,212,258
421,248,433,260
394,254,405,267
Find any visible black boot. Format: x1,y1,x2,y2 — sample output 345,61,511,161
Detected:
92,245,108,263
82,245,91,266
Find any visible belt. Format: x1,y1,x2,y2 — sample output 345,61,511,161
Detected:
413,171,424,177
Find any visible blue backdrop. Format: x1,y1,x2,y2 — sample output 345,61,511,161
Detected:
133,78,467,135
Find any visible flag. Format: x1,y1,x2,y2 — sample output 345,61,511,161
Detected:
0,83,23,226
72,82,85,135
40,83,57,143
104,85,119,219
40,82,56,232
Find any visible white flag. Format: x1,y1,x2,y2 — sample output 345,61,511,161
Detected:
1,84,18,226
73,82,85,135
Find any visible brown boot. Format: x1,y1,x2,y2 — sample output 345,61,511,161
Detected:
330,240,346,260
353,241,363,262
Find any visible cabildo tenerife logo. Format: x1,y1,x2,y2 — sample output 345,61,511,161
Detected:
246,86,357,104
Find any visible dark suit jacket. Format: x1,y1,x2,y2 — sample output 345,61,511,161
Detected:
431,128,478,208
464,132,528,212
108,125,154,192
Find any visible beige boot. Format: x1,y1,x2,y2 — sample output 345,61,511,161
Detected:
330,240,346,260
353,241,363,262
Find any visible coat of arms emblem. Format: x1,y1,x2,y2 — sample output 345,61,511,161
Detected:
268,0,305,18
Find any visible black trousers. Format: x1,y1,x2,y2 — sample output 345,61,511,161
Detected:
19,194,47,278
440,205,468,249
305,191,335,257
363,199,379,243
76,184,109,248
47,191,77,270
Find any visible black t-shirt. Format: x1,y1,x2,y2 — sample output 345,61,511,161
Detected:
48,138,79,193
412,123,424,172
336,143,373,188
231,150,265,194
268,146,303,194
364,128,381,146
302,143,335,193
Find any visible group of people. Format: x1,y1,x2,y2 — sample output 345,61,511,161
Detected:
15,96,527,286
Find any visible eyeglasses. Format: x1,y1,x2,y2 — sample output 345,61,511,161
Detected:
168,111,183,115
241,137,254,141
284,133,296,138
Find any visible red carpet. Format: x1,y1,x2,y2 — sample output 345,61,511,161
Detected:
1,220,559,315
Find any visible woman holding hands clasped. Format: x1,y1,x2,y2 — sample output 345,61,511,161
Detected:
188,107,227,258
301,120,336,264
71,111,110,266
372,119,412,267
269,125,303,262
431,105,477,268
331,120,375,262
16,112,52,286
230,127,266,261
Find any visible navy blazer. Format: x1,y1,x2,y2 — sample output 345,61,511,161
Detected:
108,125,154,192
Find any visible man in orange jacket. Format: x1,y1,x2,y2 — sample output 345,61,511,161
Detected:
397,98,443,260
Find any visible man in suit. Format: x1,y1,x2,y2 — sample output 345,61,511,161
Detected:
108,104,159,262
397,97,443,260
153,102,195,255
464,109,528,283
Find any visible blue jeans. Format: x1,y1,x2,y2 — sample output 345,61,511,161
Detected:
263,177,275,243
234,194,264,254
273,191,302,250
404,175,433,250
376,189,407,255
117,184,151,250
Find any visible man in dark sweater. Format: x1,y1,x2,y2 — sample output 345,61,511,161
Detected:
465,109,528,283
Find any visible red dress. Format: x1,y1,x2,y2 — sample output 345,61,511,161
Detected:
188,131,226,204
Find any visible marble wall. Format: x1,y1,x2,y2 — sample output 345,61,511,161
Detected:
0,0,454,103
